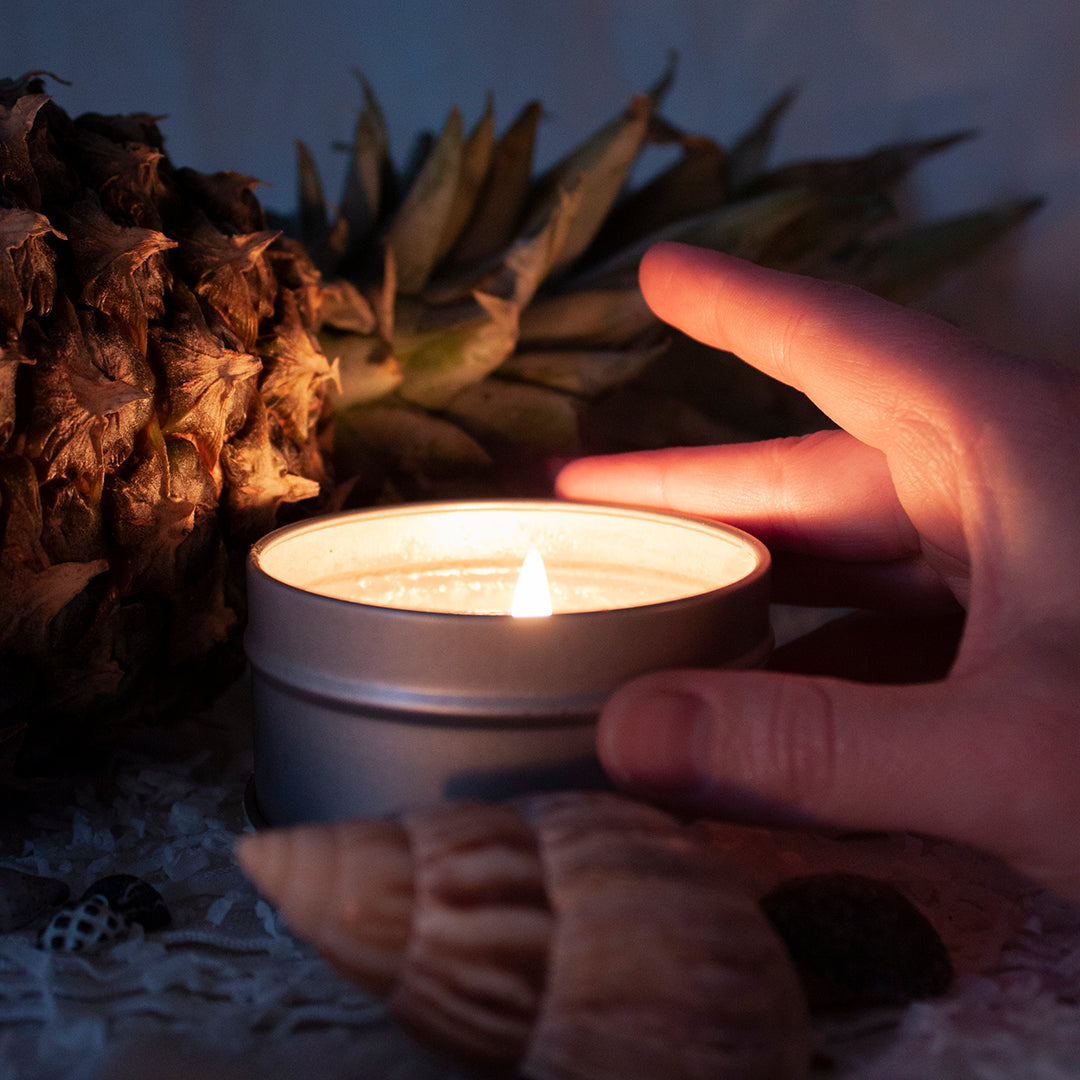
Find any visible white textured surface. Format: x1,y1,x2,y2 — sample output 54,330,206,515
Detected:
3,0,1078,364
3,674,1080,1079
0,681,470,1080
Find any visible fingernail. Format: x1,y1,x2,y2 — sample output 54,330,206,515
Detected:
599,684,821,826
598,687,709,789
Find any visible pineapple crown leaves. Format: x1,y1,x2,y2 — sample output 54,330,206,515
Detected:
386,186,585,411
337,71,393,245
292,64,1041,498
443,376,582,458
382,106,466,295
392,289,519,411
725,84,798,193
569,186,822,291
521,93,653,279
303,82,657,295
818,195,1046,302
448,100,543,269
741,129,979,198
294,79,673,478
585,132,729,265
500,340,670,399
334,400,492,494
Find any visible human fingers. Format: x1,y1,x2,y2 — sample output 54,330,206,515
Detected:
556,429,959,608
636,244,1080,626
634,243,1033,599
637,243,1001,454
596,664,1080,898
557,428,917,561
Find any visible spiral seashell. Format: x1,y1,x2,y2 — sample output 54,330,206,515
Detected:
238,791,811,1079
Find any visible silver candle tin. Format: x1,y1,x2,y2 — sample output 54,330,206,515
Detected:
244,500,771,825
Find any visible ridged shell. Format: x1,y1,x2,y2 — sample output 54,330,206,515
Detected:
237,791,811,1080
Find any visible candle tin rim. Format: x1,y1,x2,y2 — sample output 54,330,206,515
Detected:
245,499,774,823
247,498,771,618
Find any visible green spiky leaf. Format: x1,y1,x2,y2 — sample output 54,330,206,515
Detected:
384,109,464,294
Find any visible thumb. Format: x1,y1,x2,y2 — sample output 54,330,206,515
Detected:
596,668,986,838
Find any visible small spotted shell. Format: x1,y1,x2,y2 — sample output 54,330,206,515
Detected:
37,874,170,952
38,895,125,952
239,791,812,1080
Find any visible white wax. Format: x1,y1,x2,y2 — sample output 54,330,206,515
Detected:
257,502,763,616
306,558,718,614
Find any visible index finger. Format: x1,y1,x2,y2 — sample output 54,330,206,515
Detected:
638,243,996,454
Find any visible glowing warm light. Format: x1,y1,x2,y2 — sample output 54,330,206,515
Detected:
511,547,553,618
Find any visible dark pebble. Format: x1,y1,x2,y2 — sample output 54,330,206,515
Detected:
760,871,954,1009
79,874,171,931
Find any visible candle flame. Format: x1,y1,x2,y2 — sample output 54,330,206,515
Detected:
511,548,553,617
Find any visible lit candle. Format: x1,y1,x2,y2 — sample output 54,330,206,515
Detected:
511,548,553,618
256,501,763,614
244,500,771,825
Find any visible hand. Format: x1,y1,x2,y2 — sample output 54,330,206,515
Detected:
557,242,1080,898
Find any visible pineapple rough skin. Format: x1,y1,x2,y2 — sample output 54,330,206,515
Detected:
0,73,337,772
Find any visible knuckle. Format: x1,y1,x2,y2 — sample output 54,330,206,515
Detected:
751,677,844,813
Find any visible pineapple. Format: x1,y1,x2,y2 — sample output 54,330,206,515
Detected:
296,64,1040,503
0,63,1037,775
0,72,336,771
